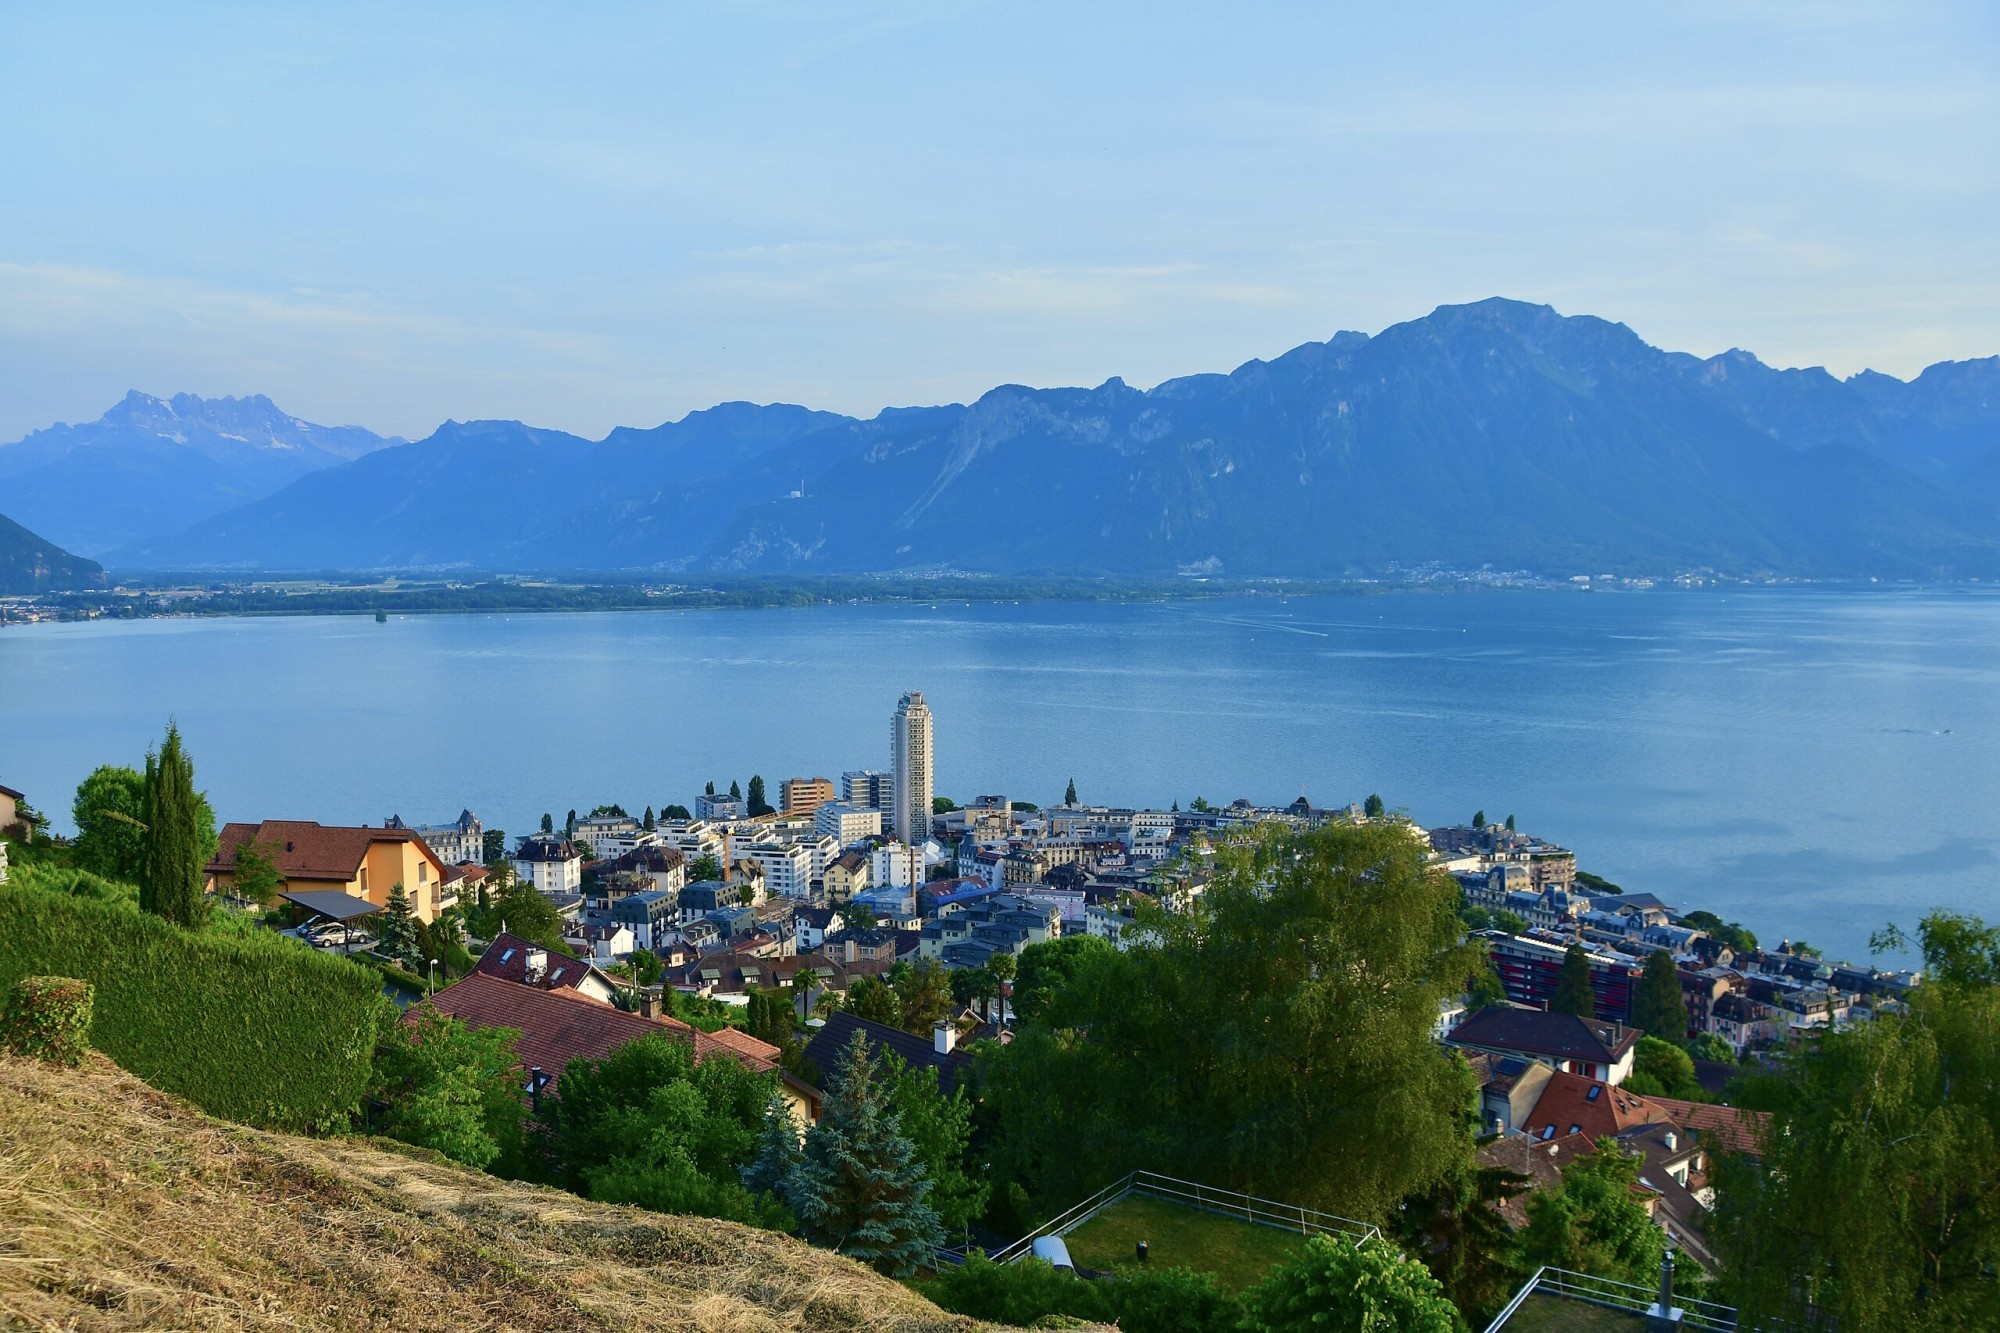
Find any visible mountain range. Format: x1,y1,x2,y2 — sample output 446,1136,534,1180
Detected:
0,513,104,595
12,299,2000,580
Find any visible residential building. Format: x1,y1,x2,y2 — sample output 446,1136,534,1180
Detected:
871,841,926,889
890,691,933,845
815,801,883,846
424,970,819,1124
207,819,456,922
384,809,483,866
1466,1052,1558,1134
511,834,583,897
841,769,894,812
1480,930,1646,1023
0,783,33,840
1446,1007,1641,1086
471,932,622,1004
609,889,680,951
564,921,637,966
780,776,836,817
602,843,687,897
803,1010,975,1096
695,792,746,821
823,849,870,903
729,840,814,899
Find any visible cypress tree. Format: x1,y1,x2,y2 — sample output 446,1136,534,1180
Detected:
786,1036,943,1275
1632,948,1688,1040
139,722,207,928
1551,944,1598,1019
1064,777,1078,805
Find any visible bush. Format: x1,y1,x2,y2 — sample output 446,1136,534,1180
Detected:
0,881,386,1130
2,975,94,1066
927,1255,1109,1326
927,1255,1243,1333
1241,1236,1460,1333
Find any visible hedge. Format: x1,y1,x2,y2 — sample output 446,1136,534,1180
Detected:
0,883,387,1131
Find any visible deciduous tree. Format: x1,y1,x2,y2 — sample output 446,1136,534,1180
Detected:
369,1004,523,1170
1363,793,1386,818
71,765,147,882
1242,1235,1459,1333
1518,1144,1663,1286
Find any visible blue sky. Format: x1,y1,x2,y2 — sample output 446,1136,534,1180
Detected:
1,2,1995,440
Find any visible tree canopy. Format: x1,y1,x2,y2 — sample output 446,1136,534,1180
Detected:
139,723,208,928
981,821,1481,1220
1631,947,1687,1041
1550,944,1597,1018
1717,911,2000,1331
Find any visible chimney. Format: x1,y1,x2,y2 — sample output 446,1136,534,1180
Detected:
638,990,663,1021
933,1020,956,1056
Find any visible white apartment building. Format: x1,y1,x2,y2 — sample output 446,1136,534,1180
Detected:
872,841,927,889
511,834,583,897
572,815,642,857
891,691,933,846
729,841,815,899
816,800,884,846
842,769,894,811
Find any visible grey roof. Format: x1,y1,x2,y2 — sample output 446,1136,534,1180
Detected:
278,889,382,922
802,1010,975,1095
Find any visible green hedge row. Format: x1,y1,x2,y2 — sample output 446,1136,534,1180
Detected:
0,883,386,1131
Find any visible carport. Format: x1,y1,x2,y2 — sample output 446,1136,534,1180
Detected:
278,889,381,950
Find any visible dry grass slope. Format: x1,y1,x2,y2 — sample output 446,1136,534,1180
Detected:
0,1054,1043,1332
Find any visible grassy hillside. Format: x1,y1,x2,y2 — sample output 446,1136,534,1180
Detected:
0,1053,1037,1332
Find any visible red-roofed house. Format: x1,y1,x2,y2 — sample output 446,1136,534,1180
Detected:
473,932,620,1005
1523,1070,1673,1144
424,971,820,1124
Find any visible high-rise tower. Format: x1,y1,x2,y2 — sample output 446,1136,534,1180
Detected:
890,691,933,846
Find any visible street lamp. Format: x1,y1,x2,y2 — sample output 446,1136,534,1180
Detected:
428,958,439,993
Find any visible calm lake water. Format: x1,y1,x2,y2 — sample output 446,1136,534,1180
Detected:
5,587,1997,963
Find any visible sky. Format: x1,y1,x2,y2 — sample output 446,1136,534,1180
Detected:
1,2,1995,442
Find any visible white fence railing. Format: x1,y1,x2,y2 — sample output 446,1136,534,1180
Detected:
985,1170,1377,1266
1484,1265,1740,1332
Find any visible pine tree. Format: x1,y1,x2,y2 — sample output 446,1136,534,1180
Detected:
1632,948,1688,1040
1505,813,1517,832
787,1036,943,1275
1064,777,1077,805
643,805,655,831
747,775,772,817
728,780,741,800
1364,793,1386,818
740,1091,803,1201
1472,809,1487,829
380,882,421,966
1551,944,1598,1018
540,812,554,834
139,722,207,927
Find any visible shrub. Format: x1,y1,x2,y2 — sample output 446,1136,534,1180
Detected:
1241,1236,1461,1333
926,1254,1109,1326
2,975,94,1066
0,881,386,1130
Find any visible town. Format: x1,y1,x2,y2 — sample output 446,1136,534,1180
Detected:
0,692,1961,1330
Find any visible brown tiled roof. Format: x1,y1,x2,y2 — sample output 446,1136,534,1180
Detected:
444,862,489,885
704,1026,783,1063
1525,1070,1673,1144
1478,1131,1597,1230
423,973,772,1088
1649,1096,1770,1157
472,932,610,995
208,820,441,882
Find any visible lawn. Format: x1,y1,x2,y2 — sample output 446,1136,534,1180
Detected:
1496,1293,1649,1331
1058,1193,1314,1291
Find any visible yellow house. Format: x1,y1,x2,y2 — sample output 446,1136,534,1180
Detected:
206,820,455,922
822,848,870,903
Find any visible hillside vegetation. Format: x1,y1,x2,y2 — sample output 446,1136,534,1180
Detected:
0,1053,1030,1332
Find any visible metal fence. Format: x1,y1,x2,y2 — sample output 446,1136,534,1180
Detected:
1484,1265,1740,1332
984,1169,1378,1265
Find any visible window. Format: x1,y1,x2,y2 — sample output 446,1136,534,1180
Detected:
1586,1085,1601,1102
1541,1125,1556,1140
1569,1124,1582,1135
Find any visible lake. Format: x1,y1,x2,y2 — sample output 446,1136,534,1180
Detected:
5,587,1996,963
